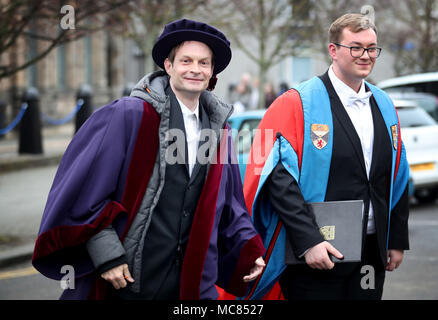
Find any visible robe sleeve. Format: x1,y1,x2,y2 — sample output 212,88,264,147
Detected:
266,161,324,257
85,226,126,271
388,126,410,250
388,185,409,250
216,133,265,296
32,98,141,280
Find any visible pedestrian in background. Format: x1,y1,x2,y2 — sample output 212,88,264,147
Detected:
234,72,254,110
278,82,289,96
264,82,277,109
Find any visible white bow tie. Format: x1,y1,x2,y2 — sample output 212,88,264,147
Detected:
347,91,372,106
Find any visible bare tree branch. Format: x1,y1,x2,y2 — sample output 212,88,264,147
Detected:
118,0,211,74
0,0,133,80
201,0,314,108
378,0,438,75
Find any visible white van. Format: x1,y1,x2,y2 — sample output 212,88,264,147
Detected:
377,72,438,121
394,99,438,202
377,72,438,95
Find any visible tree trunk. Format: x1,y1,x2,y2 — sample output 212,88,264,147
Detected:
257,66,268,109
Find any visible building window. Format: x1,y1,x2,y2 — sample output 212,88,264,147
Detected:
292,57,311,85
28,35,38,87
57,43,66,90
106,33,114,88
84,36,92,85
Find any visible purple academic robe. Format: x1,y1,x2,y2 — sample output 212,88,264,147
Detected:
32,97,265,299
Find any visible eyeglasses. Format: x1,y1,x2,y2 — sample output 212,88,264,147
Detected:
333,43,382,58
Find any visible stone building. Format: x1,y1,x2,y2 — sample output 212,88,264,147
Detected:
0,28,139,133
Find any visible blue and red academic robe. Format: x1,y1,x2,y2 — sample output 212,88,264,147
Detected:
241,77,409,300
32,97,265,300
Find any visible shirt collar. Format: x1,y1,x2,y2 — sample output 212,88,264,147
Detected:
328,65,368,107
175,96,200,121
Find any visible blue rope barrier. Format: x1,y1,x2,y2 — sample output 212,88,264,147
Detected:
0,103,28,135
41,99,84,125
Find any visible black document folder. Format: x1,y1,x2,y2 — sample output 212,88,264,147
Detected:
284,200,364,264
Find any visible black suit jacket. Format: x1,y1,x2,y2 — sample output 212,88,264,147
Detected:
266,72,409,268
115,87,212,299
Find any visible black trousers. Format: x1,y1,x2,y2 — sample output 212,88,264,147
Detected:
107,263,180,300
279,234,386,300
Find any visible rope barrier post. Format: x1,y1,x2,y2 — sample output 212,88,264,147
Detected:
19,87,43,155
75,84,93,133
0,99,6,140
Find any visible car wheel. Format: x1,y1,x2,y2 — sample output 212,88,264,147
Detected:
415,187,438,203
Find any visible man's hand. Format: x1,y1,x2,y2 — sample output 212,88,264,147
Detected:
386,249,404,271
304,241,343,270
243,257,266,282
101,263,134,289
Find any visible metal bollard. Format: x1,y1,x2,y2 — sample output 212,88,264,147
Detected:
0,99,6,140
75,84,93,133
19,87,43,154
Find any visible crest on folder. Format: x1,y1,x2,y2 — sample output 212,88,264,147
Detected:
311,124,329,150
391,124,398,150
319,225,335,241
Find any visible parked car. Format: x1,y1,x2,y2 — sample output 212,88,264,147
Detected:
228,106,422,201
377,72,438,121
394,99,438,202
408,174,415,197
227,110,266,181
388,92,438,121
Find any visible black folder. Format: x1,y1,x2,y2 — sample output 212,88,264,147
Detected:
284,200,364,264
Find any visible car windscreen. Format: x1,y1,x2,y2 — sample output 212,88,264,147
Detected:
396,107,437,128
389,93,438,119
236,119,262,154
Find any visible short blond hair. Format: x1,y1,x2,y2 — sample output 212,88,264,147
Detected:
329,13,377,43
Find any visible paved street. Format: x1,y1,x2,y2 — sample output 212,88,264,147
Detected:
0,261,62,299
0,166,58,246
0,164,437,299
383,200,438,299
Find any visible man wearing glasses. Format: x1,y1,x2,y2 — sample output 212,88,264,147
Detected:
243,13,410,300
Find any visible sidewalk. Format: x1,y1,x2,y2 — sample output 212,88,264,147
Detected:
0,124,73,268
0,124,72,173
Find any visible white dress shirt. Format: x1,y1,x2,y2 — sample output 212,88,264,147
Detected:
175,97,201,177
328,66,376,234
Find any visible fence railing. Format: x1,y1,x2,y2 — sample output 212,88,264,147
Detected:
0,84,134,154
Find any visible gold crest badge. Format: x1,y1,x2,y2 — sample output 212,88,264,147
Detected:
311,124,329,150
391,124,398,150
319,225,335,241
